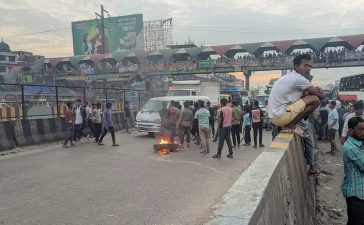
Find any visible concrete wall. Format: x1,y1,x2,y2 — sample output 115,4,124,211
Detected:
0,112,131,151
207,133,315,225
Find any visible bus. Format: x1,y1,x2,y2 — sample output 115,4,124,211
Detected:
338,74,364,101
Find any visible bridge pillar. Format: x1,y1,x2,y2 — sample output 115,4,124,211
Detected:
243,70,252,90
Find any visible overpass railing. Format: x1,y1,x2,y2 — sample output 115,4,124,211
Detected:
0,83,166,121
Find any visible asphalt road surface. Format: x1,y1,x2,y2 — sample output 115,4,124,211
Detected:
0,130,272,225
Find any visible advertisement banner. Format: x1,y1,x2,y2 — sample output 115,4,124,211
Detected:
72,14,144,55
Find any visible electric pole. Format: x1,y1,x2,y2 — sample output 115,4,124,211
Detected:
95,5,109,54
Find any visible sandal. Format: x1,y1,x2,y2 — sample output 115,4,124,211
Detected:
308,168,319,175
294,126,310,138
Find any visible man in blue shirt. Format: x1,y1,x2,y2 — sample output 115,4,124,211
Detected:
242,107,251,146
324,100,339,155
194,101,210,154
342,116,364,225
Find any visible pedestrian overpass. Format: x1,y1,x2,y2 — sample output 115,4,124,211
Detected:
29,33,364,90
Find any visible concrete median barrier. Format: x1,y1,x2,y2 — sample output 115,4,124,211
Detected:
13,120,33,146
0,121,16,150
207,133,315,225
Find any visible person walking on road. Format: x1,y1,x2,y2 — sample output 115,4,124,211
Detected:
177,101,193,148
212,98,233,158
194,101,211,154
231,101,242,148
92,103,102,142
251,100,265,148
63,102,75,147
73,99,86,142
98,102,119,146
342,117,364,225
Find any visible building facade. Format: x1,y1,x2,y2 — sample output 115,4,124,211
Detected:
0,39,18,73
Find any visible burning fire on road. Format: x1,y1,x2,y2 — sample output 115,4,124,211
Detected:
153,136,179,155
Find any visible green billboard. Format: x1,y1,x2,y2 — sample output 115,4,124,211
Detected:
72,14,144,55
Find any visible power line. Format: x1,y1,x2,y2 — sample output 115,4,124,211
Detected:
174,25,364,31
3,28,71,38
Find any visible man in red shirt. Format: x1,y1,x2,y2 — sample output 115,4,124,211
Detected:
213,98,234,158
63,102,75,147
168,100,178,142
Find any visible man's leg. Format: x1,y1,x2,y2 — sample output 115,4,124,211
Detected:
109,127,116,144
199,127,206,151
231,125,237,146
216,128,225,156
213,127,219,142
186,128,191,147
286,95,320,127
99,127,108,143
346,197,364,225
225,127,233,155
329,128,338,153
179,126,185,145
245,126,251,144
203,128,210,152
236,125,241,146
258,124,263,146
125,117,129,132
302,135,316,171
74,124,80,141
253,123,258,147
211,120,215,137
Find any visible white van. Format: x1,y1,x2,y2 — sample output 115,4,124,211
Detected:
135,96,210,134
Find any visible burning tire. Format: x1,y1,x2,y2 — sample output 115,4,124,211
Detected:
153,143,179,151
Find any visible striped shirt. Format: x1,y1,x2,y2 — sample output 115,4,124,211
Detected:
342,136,364,200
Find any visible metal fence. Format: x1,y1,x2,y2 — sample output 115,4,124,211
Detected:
0,83,167,121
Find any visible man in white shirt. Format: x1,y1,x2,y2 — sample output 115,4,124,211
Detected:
268,54,324,134
324,100,339,155
73,99,84,141
341,101,364,145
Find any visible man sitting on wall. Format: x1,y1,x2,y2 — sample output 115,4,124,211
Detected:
267,54,324,135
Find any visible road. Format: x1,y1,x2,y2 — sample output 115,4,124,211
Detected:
0,130,272,225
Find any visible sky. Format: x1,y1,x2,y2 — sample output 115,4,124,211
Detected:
2,0,364,86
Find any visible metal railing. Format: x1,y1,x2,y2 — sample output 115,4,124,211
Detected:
0,83,167,121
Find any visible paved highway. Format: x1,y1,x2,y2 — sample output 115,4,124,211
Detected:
0,131,272,225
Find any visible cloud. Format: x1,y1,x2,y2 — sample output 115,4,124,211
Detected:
1,0,364,57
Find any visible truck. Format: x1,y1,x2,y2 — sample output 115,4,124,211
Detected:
168,80,220,105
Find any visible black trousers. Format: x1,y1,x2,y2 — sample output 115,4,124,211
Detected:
88,119,94,135
64,123,74,144
209,120,215,136
73,124,82,141
231,124,241,146
244,125,251,144
217,126,233,155
253,122,263,146
346,196,364,225
99,126,116,144
93,123,102,141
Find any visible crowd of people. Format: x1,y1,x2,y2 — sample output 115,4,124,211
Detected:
63,99,133,147
267,53,364,224
158,97,266,159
